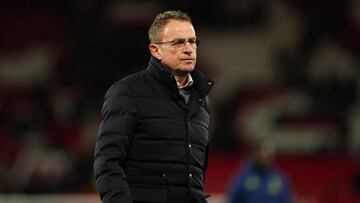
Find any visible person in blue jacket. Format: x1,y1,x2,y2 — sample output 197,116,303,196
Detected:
228,140,292,203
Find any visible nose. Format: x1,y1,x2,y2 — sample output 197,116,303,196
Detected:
183,41,194,54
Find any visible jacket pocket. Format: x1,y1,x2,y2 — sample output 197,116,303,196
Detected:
130,185,167,202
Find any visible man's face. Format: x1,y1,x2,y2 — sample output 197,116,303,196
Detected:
253,143,275,169
154,20,197,76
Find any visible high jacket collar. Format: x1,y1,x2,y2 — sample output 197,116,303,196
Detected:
147,56,214,97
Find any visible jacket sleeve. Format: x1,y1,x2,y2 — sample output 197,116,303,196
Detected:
203,95,212,173
203,96,212,184
94,82,137,203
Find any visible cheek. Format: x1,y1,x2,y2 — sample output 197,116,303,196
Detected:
169,53,181,62
161,50,183,66
167,54,178,62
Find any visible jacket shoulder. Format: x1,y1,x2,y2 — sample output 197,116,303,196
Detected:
121,70,148,85
105,70,149,97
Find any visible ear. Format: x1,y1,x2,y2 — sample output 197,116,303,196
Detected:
149,44,162,60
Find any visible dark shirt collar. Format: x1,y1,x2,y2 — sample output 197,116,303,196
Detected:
147,56,214,97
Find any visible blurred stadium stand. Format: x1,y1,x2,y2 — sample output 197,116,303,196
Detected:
0,0,359,203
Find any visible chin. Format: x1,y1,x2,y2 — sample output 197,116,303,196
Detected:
180,65,195,72
173,66,194,76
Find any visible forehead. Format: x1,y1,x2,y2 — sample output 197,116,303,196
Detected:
162,20,196,40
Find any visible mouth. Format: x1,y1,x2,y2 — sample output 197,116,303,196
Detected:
180,58,195,62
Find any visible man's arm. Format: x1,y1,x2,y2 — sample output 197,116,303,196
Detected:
94,82,136,203
203,96,212,174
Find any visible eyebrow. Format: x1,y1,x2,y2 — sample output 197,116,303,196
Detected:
172,37,197,40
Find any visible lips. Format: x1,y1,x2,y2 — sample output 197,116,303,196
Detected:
180,58,195,61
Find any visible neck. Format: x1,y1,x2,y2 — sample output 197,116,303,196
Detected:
174,74,188,86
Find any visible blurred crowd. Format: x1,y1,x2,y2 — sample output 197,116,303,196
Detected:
0,0,359,196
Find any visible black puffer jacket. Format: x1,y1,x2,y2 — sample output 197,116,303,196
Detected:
94,57,214,203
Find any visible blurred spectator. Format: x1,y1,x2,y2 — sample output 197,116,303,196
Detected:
227,140,292,203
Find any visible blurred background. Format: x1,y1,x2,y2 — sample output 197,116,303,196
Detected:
0,0,359,202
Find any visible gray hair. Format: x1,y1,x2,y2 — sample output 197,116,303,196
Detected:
148,10,192,43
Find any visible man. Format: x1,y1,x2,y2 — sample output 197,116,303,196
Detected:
94,10,214,203
227,140,292,203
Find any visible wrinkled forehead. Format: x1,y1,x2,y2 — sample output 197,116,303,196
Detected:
161,20,196,41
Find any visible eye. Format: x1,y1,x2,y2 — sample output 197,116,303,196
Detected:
188,38,196,44
171,39,186,46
